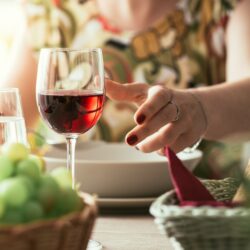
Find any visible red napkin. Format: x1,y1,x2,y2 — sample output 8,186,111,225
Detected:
165,147,238,207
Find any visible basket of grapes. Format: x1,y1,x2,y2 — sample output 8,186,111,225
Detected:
0,143,97,250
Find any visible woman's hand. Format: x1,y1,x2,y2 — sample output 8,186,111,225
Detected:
106,79,207,153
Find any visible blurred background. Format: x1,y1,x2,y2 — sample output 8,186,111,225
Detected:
0,0,247,181
0,0,22,79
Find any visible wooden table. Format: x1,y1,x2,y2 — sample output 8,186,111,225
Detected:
92,215,172,250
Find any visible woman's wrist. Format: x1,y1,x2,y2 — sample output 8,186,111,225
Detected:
187,89,209,139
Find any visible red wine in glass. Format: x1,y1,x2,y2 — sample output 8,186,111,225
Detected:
36,48,104,250
38,90,105,135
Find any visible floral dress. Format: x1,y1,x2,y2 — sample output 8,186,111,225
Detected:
25,0,241,178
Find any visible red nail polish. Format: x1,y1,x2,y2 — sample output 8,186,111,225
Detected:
137,114,146,124
127,135,138,145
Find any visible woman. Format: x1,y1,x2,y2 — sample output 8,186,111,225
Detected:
2,0,250,177
3,0,248,137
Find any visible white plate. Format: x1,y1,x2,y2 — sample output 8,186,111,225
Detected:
44,142,203,198
97,197,156,208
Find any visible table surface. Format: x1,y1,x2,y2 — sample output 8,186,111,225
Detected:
92,215,172,250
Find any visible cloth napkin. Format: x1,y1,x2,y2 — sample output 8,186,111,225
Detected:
165,147,237,207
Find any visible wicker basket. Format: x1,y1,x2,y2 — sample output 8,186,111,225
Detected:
150,178,250,250
0,193,97,250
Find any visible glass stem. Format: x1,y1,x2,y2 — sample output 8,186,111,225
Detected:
66,136,77,189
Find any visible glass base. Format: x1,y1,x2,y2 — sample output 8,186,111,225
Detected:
87,239,103,250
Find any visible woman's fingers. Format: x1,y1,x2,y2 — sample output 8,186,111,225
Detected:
127,121,185,153
105,79,149,105
134,85,172,124
169,133,194,153
126,101,181,145
126,90,207,153
156,132,197,155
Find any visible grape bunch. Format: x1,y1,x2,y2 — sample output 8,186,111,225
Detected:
0,143,84,225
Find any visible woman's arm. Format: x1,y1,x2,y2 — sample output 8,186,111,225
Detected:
191,77,250,141
1,16,38,129
226,0,250,81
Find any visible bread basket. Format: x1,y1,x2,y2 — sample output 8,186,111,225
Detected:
150,178,250,250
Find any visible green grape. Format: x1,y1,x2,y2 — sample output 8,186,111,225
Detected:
28,155,46,173
0,155,14,181
0,178,29,207
22,200,44,222
0,199,5,219
1,208,23,225
57,187,83,215
2,143,30,162
18,176,36,199
37,175,60,213
45,208,60,220
50,167,72,188
16,159,41,182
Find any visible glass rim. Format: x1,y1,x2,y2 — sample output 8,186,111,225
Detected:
0,88,19,93
40,47,102,54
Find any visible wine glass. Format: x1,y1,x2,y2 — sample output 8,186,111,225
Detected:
0,88,28,146
36,48,104,250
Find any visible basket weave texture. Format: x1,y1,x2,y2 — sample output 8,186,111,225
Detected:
150,178,250,250
0,193,97,250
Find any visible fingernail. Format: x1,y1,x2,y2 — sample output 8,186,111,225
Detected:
137,114,146,124
127,135,138,145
